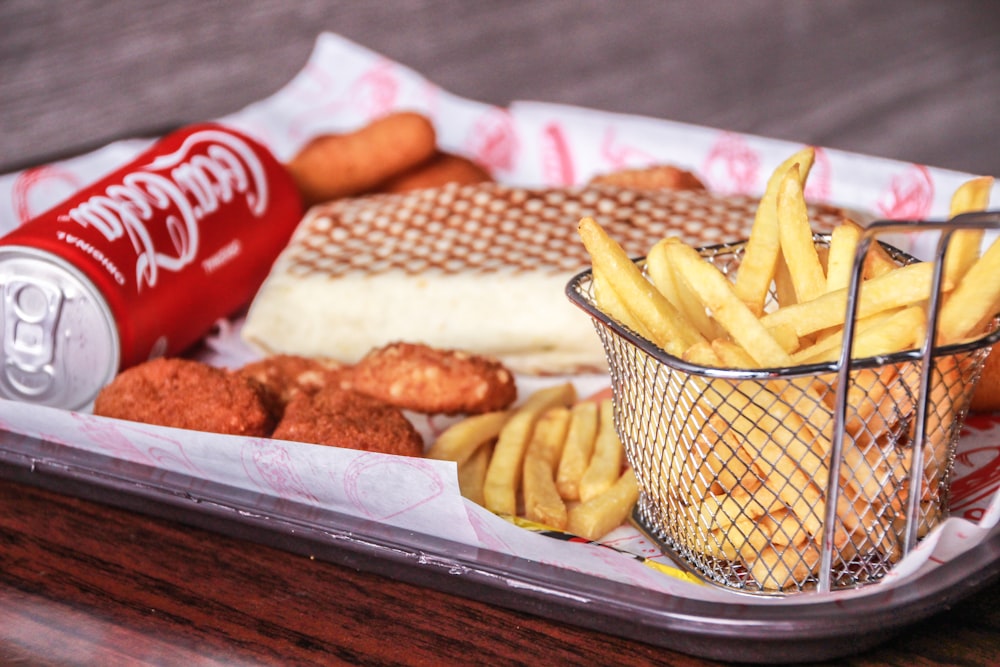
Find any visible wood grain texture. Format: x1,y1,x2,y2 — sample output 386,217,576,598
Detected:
1,0,999,176
0,475,998,666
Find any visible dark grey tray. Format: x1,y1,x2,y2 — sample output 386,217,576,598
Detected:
0,427,997,664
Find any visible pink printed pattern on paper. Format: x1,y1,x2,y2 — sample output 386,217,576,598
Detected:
13,165,83,225
804,146,832,203
468,109,518,174
73,413,199,475
540,123,574,186
950,414,1000,521
288,59,403,141
466,506,518,552
598,127,657,172
348,61,404,118
701,133,760,195
241,439,319,504
876,164,934,220
342,453,444,521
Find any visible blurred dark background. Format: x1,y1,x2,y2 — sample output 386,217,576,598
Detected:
1,0,998,176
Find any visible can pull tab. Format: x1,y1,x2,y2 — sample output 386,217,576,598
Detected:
3,278,62,396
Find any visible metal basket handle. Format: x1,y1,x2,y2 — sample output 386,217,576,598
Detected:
821,211,1000,592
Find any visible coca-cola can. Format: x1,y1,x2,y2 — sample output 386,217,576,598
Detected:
0,123,303,410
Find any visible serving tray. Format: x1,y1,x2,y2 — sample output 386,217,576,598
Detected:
2,427,997,664
3,32,999,664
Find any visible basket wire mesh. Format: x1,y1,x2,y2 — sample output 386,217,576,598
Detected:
566,213,1000,594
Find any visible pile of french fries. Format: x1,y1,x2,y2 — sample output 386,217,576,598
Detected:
427,382,640,541
577,147,996,591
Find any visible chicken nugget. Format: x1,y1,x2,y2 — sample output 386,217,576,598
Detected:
272,387,424,457
376,152,493,193
94,357,275,436
349,342,517,415
589,164,705,191
239,354,351,418
287,111,437,206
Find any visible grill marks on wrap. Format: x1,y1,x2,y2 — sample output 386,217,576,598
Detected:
277,183,843,280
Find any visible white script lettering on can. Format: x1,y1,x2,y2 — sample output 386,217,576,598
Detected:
61,130,269,291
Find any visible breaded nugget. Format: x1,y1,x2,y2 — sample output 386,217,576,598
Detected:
349,342,517,415
589,164,705,191
272,387,424,457
94,357,275,436
287,111,437,206
238,354,350,418
376,152,493,193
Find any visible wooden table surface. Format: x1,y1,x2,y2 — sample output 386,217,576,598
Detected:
2,2,1000,665
0,474,997,667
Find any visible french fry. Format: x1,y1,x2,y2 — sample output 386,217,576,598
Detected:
646,238,726,340
824,221,862,293
777,165,827,304
683,340,723,366
768,321,802,354
750,541,821,591
684,416,760,499
427,410,511,464
555,400,600,501
827,366,900,448
665,240,794,368
483,382,577,516
578,217,705,356
592,266,656,341
792,305,925,364
790,308,905,365
759,508,809,548
838,490,900,563
760,261,950,338
840,219,900,280
711,338,759,369
675,348,830,487
579,399,625,502
696,485,777,531
706,514,772,562
944,176,993,285
567,468,640,541
706,415,762,491
522,407,572,529
457,441,493,507
939,234,1000,344
772,253,799,308
735,518,777,562
734,147,816,315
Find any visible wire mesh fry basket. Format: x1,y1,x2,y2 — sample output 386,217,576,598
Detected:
566,214,1000,594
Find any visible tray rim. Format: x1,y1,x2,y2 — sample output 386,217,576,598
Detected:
1,428,997,664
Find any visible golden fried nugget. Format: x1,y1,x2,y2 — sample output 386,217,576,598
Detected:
272,387,424,457
376,152,493,193
239,354,351,418
94,357,275,436
287,111,437,206
588,164,705,191
350,342,517,415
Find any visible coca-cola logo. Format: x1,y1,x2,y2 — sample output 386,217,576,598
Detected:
59,129,269,291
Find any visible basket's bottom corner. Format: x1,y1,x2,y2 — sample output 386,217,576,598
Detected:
630,493,896,597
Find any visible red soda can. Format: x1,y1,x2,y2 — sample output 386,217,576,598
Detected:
0,123,303,410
